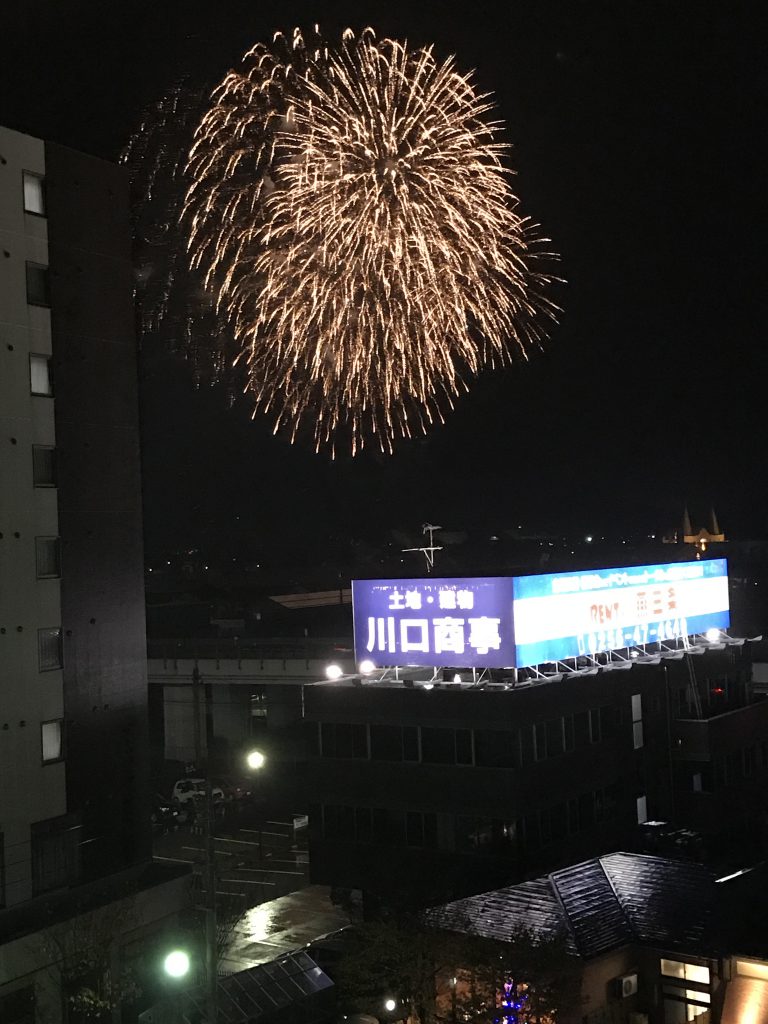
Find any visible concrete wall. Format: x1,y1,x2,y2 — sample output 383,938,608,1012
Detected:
45,140,151,875
0,869,190,1023
0,125,66,906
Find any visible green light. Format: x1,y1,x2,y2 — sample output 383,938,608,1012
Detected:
163,950,190,978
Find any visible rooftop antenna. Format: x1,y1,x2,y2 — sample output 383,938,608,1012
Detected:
402,523,443,573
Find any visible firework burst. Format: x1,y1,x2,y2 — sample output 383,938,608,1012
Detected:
185,26,558,455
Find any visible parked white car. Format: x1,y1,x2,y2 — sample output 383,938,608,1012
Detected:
171,778,224,805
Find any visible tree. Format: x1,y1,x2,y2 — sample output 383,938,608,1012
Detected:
333,917,580,1024
38,894,142,1023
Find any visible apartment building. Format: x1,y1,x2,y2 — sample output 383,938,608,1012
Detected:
0,124,187,1023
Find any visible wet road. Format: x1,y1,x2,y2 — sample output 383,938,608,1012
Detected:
152,813,350,972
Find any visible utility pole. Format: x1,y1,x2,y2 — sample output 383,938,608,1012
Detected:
192,661,218,1023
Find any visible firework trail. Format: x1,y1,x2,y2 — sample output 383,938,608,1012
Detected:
184,26,558,455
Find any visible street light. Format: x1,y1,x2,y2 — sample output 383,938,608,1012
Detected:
359,659,376,675
163,950,190,980
384,998,397,1013
325,663,344,680
245,748,266,771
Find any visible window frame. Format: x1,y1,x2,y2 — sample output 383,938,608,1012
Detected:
22,170,46,216
41,719,64,765
35,536,61,579
32,445,57,487
25,262,51,308
29,353,53,396
37,627,63,672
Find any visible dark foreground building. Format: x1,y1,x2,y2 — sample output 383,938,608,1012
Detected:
0,124,188,1021
303,638,768,910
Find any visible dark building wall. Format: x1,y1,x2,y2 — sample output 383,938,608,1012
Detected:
303,644,762,906
45,142,150,875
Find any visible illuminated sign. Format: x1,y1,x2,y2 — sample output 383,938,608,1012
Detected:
511,558,730,667
352,559,730,671
352,577,516,669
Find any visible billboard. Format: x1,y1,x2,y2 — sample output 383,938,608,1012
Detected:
352,576,516,669
511,558,730,667
352,559,730,671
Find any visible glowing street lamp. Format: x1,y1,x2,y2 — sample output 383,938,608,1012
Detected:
163,950,191,979
384,998,397,1013
245,749,266,771
325,663,343,680
358,659,376,675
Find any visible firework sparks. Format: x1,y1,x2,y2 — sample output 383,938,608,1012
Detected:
185,26,558,455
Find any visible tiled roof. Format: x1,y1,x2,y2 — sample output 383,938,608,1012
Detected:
550,858,633,957
423,876,572,950
602,852,713,952
424,852,715,960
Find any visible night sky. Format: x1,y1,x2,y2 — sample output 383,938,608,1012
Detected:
2,1,766,563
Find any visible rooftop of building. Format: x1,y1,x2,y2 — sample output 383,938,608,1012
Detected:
424,851,768,961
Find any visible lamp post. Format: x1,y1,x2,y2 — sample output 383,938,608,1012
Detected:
192,661,218,1024
192,657,267,1024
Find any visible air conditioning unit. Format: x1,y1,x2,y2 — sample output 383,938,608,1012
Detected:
615,973,639,998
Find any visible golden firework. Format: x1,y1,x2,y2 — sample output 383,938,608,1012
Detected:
185,27,558,455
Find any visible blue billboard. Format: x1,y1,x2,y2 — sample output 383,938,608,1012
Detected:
352,559,730,671
352,576,516,669
511,558,730,667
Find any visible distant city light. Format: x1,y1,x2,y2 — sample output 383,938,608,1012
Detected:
325,664,344,680
163,950,190,978
585,535,593,543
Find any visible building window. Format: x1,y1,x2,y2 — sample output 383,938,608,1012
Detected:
29,354,53,396
370,724,403,761
355,807,372,844
455,816,517,854
632,693,644,749
660,960,710,985
474,730,520,769
736,960,768,981
403,726,419,762
35,537,61,579
23,171,45,215
406,811,438,848
662,994,710,1021
31,816,80,895
32,446,57,487
25,263,50,307
41,720,63,763
636,794,648,824
320,723,367,759
38,627,62,671
455,730,473,765
421,727,456,765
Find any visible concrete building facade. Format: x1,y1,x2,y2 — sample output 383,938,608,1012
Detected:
0,124,187,1023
